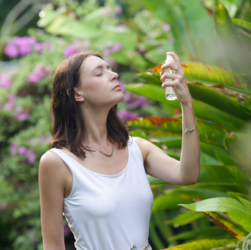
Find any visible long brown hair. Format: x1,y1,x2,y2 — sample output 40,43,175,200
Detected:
49,51,130,158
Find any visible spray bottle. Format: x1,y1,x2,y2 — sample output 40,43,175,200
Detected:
165,54,177,100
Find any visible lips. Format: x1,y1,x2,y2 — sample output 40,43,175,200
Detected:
112,84,121,90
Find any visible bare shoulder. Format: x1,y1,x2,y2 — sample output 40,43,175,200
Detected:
132,137,152,161
39,150,69,181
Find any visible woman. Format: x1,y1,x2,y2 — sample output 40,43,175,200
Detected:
39,51,200,250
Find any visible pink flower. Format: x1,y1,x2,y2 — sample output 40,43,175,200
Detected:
2,94,16,111
40,134,46,143
127,96,151,109
115,6,122,14
117,110,139,121
19,44,32,55
104,7,111,15
34,42,45,53
26,149,36,163
124,92,135,103
26,73,40,84
162,23,171,31
63,47,81,58
0,73,12,88
112,44,122,52
10,142,18,156
14,106,29,121
4,43,19,58
103,48,112,57
19,146,28,155
26,65,50,84
0,204,8,210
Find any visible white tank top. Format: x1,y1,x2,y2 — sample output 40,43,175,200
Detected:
49,136,153,250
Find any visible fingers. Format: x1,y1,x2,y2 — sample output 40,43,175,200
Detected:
161,78,180,89
160,52,184,76
160,72,184,83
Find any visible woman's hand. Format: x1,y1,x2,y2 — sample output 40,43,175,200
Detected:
160,52,193,105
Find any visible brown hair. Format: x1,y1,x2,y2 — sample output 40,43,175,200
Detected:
49,51,130,158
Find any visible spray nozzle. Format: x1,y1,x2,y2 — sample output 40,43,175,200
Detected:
165,54,174,64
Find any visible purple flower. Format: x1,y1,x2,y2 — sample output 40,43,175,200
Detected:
115,6,122,14
124,92,135,103
103,48,112,57
117,110,139,121
40,134,47,143
26,65,50,84
18,88,27,96
14,106,29,121
34,42,45,53
4,43,19,58
34,65,50,78
112,44,122,52
18,146,28,155
63,47,81,58
13,36,36,46
64,225,71,236
19,44,32,55
26,73,40,84
2,94,16,111
10,142,18,156
162,23,171,31
0,204,8,210
0,73,12,88
104,7,111,16
26,149,36,163
127,96,151,109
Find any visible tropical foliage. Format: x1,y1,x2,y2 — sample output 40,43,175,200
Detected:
0,0,251,250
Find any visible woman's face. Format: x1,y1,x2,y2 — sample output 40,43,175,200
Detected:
77,55,123,108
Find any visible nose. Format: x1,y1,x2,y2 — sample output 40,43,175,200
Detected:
110,71,118,81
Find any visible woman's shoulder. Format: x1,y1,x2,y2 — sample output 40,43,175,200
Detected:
132,137,150,161
39,148,69,177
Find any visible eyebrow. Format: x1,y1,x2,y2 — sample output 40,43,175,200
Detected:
91,64,111,72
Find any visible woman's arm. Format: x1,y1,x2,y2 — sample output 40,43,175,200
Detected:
39,151,68,250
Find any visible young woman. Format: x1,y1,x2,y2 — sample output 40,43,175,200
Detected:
39,51,200,250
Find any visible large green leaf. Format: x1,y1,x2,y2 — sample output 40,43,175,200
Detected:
168,227,227,241
141,0,220,65
162,239,237,250
180,197,251,232
148,63,249,91
169,210,205,226
188,83,251,121
148,164,250,192
214,2,251,76
126,83,246,130
232,18,251,33
127,116,228,147
202,211,249,240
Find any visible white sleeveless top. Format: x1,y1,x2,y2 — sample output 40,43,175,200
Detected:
49,136,154,250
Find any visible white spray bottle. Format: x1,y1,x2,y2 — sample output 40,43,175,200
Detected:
165,54,177,100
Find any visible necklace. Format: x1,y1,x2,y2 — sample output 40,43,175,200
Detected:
84,142,114,157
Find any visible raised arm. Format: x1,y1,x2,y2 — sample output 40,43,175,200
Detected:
39,151,68,250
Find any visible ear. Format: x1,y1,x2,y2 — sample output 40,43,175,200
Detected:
67,88,84,102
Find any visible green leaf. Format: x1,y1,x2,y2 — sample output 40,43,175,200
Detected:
169,227,226,241
148,164,250,192
214,2,251,75
169,210,205,226
161,239,237,250
188,83,251,121
237,197,251,215
127,116,228,147
125,83,246,130
227,192,250,200
232,18,251,33
180,197,251,232
149,63,249,90
202,211,249,240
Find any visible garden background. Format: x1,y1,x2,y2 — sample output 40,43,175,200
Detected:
1,0,251,249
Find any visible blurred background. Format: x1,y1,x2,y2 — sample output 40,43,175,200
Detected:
0,0,251,249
